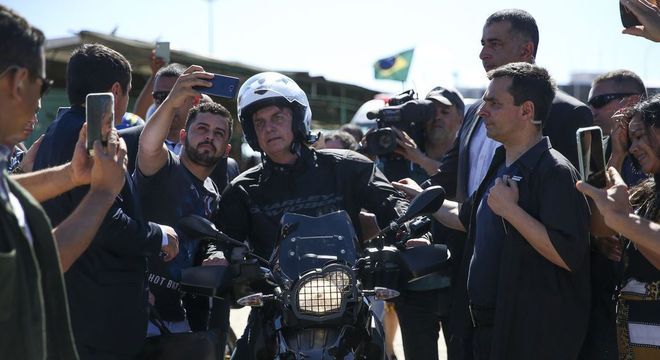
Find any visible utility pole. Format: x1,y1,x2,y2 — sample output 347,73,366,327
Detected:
205,0,217,56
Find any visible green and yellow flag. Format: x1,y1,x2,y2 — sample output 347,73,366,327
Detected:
373,49,414,82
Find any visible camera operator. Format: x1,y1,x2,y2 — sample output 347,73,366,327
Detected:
394,87,465,179
367,87,465,360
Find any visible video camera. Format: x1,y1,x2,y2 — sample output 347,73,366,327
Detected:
364,90,435,156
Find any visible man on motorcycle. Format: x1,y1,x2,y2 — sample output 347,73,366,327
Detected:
210,72,428,358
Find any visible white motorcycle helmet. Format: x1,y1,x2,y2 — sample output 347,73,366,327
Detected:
237,72,313,152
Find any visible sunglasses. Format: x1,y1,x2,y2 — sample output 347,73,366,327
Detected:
0,65,53,97
152,90,170,104
587,93,637,109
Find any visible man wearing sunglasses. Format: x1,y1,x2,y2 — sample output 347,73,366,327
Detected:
0,5,133,359
582,69,648,360
589,70,648,186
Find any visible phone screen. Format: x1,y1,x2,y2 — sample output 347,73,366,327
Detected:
86,93,115,155
155,42,170,64
193,73,240,99
576,126,606,188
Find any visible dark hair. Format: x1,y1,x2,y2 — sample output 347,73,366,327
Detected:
487,62,556,124
485,9,539,57
66,43,132,105
627,97,660,219
592,69,647,97
325,131,358,150
625,94,660,172
186,101,234,139
0,5,45,79
155,63,186,80
339,123,364,143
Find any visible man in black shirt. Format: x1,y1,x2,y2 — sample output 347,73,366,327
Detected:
423,10,592,359
135,65,233,335
395,63,590,360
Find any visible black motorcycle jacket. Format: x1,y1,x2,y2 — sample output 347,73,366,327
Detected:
214,146,411,259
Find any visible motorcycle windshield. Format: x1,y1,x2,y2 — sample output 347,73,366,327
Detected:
276,211,359,281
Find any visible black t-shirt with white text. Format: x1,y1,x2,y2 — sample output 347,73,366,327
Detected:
135,152,219,321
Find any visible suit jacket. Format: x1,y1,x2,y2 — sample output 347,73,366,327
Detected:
0,176,78,360
429,90,593,202
33,107,162,356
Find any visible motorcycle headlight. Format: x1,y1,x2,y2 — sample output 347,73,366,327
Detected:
293,265,354,320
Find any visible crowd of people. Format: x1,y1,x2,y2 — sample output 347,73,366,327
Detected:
1,1,659,360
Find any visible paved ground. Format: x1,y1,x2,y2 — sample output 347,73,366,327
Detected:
229,308,447,359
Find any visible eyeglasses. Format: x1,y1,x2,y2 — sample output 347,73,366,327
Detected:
152,91,170,105
0,65,53,97
587,93,638,109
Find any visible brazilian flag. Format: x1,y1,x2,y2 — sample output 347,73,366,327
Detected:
374,49,414,81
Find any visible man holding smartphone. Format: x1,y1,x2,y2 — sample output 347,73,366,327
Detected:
0,5,136,359
135,65,233,339
32,43,180,360
395,63,590,359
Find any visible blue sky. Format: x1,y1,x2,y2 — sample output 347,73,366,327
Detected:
8,0,660,95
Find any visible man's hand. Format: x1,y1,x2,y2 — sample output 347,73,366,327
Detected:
202,252,229,266
150,50,167,76
163,65,213,109
404,238,431,248
392,178,423,200
576,167,633,227
621,0,660,42
89,129,127,197
487,176,520,218
392,127,424,163
160,225,179,262
70,124,94,186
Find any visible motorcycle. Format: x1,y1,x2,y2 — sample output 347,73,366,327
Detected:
177,186,450,359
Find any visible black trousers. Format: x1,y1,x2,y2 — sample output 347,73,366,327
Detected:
579,252,619,360
395,288,451,360
472,326,493,360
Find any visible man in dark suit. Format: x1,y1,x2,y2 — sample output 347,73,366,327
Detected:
424,9,593,359
0,6,131,359
33,44,179,360
430,9,592,202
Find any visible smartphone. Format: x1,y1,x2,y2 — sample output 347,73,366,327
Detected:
86,93,115,156
576,126,607,188
193,73,240,99
620,4,642,27
155,41,170,64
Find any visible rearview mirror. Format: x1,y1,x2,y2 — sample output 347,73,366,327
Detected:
400,186,446,223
